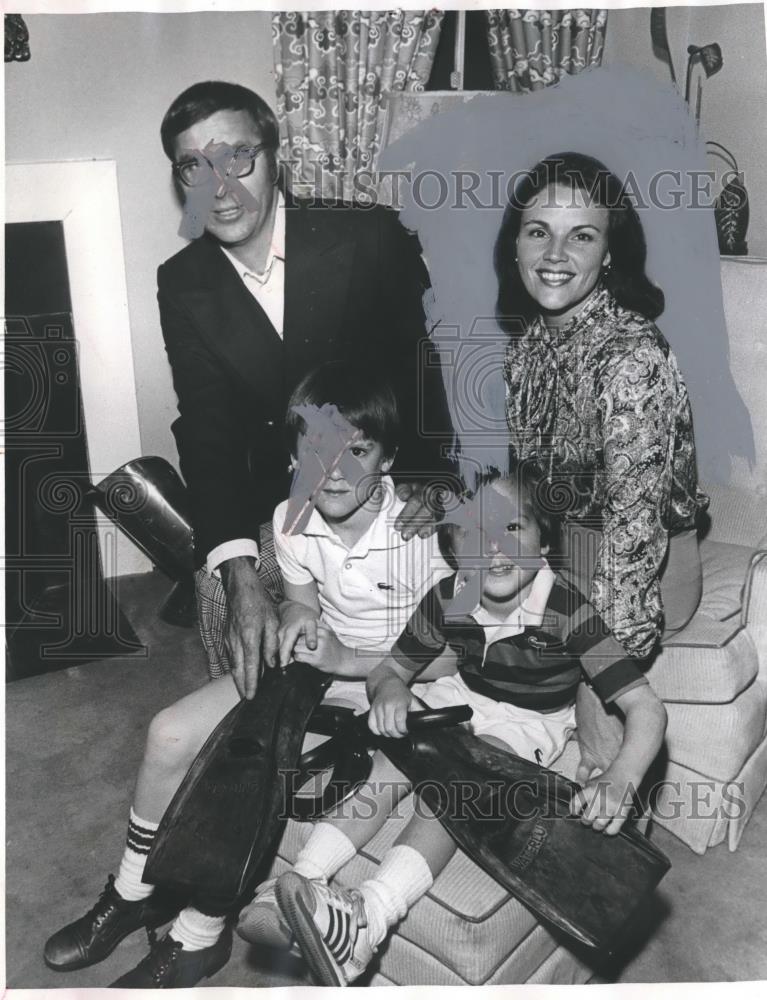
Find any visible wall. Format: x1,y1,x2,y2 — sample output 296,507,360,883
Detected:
5,11,274,465
603,3,767,257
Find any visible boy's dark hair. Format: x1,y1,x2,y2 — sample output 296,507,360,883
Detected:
438,459,563,570
512,460,563,554
285,361,400,458
160,81,280,161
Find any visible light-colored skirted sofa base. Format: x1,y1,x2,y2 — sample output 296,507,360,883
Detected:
270,790,596,987
642,534,767,853
365,930,593,987
652,727,767,854
270,737,602,987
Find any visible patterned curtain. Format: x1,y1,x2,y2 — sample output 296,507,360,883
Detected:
273,10,443,202
485,9,607,92
5,14,30,62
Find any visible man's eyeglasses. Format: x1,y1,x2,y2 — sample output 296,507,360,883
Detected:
172,143,270,189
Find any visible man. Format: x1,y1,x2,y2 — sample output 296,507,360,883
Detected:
157,82,450,700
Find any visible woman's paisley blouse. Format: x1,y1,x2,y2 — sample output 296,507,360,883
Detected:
503,286,703,659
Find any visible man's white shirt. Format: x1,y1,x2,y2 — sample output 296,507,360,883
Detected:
206,192,286,575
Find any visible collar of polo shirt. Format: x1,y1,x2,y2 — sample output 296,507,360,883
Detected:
454,562,557,640
298,476,404,555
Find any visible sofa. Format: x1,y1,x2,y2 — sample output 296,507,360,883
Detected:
646,257,767,854
265,257,767,985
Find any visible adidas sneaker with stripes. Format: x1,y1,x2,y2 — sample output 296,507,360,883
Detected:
276,872,376,986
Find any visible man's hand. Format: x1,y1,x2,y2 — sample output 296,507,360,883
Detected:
570,756,639,836
571,683,666,834
220,556,278,700
394,481,447,540
277,602,320,668
368,675,417,738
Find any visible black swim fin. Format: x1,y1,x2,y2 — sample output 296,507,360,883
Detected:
380,722,670,951
144,662,331,899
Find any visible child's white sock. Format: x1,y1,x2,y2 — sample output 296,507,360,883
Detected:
293,822,356,881
114,809,157,901
359,844,433,948
169,907,226,951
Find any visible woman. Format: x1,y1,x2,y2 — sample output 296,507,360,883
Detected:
496,152,705,661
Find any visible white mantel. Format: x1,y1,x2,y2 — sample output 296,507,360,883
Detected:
6,159,151,576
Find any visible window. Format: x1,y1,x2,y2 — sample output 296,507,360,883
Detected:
426,11,495,91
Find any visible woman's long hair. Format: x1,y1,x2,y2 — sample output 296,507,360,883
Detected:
495,152,664,333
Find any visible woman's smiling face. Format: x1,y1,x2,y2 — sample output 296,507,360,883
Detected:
516,183,610,328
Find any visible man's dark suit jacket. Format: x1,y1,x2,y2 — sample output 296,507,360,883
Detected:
158,197,452,567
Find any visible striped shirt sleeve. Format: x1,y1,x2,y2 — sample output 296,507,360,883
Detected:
562,588,648,703
390,577,451,675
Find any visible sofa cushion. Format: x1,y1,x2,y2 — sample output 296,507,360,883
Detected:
367,934,592,988
697,540,755,621
272,742,585,984
648,620,757,704
702,482,767,548
645,539,761,704
273,803,544,983
367,914,583,986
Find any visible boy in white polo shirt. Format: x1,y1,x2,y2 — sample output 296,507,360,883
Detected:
238,361,454,944
272,361,452,709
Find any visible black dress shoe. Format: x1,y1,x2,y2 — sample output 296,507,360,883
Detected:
44,875,181,972
110,927,233,988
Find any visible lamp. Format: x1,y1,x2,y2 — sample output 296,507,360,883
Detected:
707,141,749,256
685,42,723,124
681,41,747,256
649,14,744,255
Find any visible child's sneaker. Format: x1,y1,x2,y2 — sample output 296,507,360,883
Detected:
237,877,299,953
276,871,376,986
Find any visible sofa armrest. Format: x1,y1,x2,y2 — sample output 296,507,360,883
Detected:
700,482,767,547
743,550,767,678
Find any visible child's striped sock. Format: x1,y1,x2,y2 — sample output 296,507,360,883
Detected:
113,808,158,901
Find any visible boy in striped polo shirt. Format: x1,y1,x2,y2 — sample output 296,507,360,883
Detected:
271,462,667,986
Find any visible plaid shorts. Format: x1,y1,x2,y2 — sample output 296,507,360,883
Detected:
194,522,284,679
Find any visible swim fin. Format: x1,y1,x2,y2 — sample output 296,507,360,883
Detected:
144,662,332,899
379,722,670,951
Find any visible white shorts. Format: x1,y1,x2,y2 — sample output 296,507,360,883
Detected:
308,678,432,761
322,679,371,713
418,674,576,768
322,678,431,714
